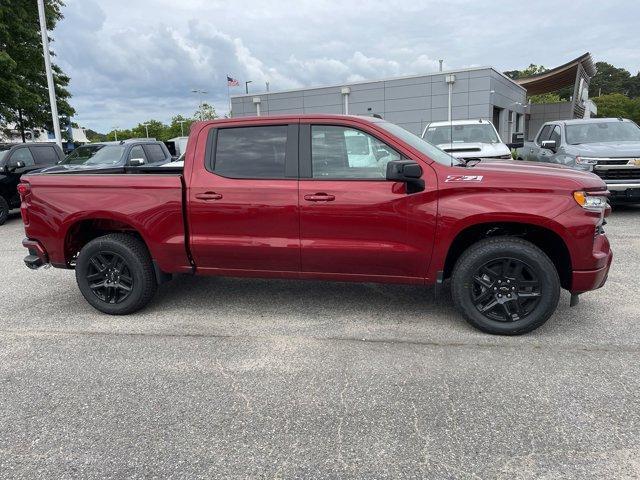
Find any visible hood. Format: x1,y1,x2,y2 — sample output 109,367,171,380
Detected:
467,160,606,191
437,142,511,159
570,141,640,157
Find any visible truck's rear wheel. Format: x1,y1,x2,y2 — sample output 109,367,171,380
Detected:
75,233,157,315
451,237,560,335
0,196,9,226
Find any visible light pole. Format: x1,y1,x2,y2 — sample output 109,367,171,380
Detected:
178,120,186,137
142,122,150,138
245,80,252,94
37,0,62,151
112,127,119,141
191,89,208,120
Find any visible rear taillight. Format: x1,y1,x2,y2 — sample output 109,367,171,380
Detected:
17,182,31,200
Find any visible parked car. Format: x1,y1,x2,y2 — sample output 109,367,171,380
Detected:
19,115,612,335
41,139,172,172
421,119,512,161
0,142,64,225
517,118,640,203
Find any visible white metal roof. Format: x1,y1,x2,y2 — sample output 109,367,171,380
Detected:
231,66,526,99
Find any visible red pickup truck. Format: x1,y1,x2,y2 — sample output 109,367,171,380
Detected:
18,115,612,335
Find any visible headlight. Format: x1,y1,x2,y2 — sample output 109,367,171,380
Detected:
575,156,598,165
573,191,608,210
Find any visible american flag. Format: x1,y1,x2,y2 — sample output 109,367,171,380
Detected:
227,75,239,87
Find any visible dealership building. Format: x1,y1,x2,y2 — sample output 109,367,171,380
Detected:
231,53,596,142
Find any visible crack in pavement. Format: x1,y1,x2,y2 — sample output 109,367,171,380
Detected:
0,328,639,354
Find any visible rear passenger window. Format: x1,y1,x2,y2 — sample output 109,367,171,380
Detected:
32,146,58,165
213,126,287,178
143,144,166,163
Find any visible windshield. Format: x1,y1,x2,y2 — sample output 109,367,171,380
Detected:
377,121,463,166
566,121,640,144
424,124,500,145
62,145,125,166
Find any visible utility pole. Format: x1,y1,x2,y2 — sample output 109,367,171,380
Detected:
37,0,63,151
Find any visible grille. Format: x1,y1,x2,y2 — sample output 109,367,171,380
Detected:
444,147,481,153
596,159,631,166
595,169,640,180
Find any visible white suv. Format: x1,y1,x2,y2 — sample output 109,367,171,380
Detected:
421,119,512,161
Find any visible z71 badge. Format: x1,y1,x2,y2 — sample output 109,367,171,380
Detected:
445,175,484,183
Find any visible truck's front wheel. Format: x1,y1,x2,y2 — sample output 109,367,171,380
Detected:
451,237,560,335
75,233,157,315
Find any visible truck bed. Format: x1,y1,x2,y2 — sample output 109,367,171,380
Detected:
21,171,192,273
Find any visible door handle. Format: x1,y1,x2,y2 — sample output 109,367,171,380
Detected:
304,193,335,202
195,192,223,201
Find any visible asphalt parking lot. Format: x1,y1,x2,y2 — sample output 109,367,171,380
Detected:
1,207,639,479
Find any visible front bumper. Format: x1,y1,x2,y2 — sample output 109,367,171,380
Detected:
571,248,613,294
22,238,49,270
605,182,640,202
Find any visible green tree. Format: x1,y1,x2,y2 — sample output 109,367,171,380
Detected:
166,115,195,138
589,62,632,97
194,102,218,121
504,64,547,80
592,93,640,123
0,0,74,141
529,93,562,104
131,119,168,140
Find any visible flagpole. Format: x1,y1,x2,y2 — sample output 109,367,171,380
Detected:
227,75,231,117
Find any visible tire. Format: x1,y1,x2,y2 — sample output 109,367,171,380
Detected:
451,237,560,335
75,233,157,315
0,196,9,226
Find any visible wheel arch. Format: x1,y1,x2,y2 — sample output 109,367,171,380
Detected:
440,221,572,290
63,216,152,267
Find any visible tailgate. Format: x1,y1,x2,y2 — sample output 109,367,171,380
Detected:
21,173,191,273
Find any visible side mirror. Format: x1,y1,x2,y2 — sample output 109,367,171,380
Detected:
386,160,425,193
6,160,25,172
541,140,557,152
129,158,146,167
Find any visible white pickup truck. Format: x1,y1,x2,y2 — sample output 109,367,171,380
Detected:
421,119,512,161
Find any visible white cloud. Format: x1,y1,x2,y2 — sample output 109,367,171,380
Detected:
54,0,640,131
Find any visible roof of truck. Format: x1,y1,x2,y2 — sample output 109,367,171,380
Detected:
560,118,633,125
427,119,495,127
197,114,385,125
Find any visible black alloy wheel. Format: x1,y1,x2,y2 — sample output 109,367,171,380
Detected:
471,257,542,322
451,237,560,335
86,251,134,304
75,233,158,315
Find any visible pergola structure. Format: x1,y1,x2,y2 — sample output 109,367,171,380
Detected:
516,52,597,118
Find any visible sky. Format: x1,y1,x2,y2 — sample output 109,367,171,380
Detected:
52,0,640,133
